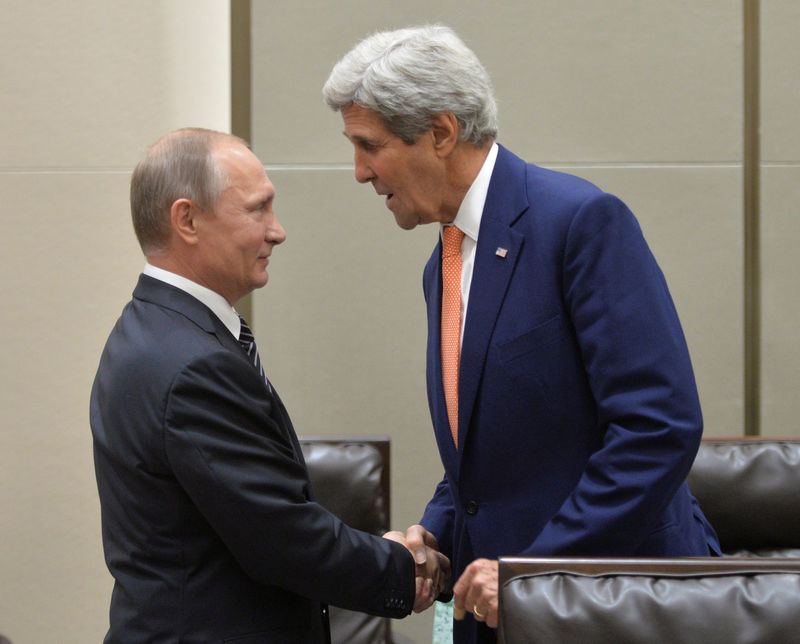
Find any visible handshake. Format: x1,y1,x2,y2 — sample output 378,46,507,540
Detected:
383,524,451,613
384,525,500,627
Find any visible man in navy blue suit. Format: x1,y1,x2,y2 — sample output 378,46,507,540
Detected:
324,25,720,643
90,128,449,642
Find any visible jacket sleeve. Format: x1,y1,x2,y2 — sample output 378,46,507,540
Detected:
524,192,703,555
163,349,416,617
420,474,456,560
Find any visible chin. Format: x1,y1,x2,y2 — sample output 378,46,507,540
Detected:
251,273,270,290
393,214,419,231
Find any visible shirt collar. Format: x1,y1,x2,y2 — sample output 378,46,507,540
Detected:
443,142,499,241
143,262,241,339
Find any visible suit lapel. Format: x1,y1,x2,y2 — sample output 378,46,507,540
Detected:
457,146,529,453
134,275,302,460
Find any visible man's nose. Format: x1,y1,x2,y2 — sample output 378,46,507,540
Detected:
267,214,286,245
353,149,374,184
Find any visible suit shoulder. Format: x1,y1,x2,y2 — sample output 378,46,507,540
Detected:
100,297,227,390
520,164,641,239
526,164,605,209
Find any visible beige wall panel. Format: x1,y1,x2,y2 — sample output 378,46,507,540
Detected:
252,0,740,165
760,167,800,437
567,166,744,437
252,165,746,444
251,168,441,641
760,0,800,438
761,1,800,162
0,1,230,641
0,173,141,642
251,167,440,516
0,0,230,169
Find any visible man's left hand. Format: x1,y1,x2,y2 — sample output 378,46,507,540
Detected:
453,558,499,628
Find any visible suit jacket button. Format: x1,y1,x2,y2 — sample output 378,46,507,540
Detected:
465,500,479,515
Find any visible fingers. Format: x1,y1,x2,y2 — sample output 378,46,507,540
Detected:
418,546,450,597
453,558,499,628
405,524,438,565
387,525,452,613
384,530,438,584
433,548,451,578
413,576,435,613
414,546,452,613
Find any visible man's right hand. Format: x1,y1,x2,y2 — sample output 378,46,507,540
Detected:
405,524,451,611
383,528,451,612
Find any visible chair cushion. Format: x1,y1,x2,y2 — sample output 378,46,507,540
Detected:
301,441,386,535
688,440,800,552
300,439,392,643
501,568,800,644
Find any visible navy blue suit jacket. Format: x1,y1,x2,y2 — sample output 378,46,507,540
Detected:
420,146,719,584
91,275,415,643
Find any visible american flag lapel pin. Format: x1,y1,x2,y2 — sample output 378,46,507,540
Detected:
495,247,508,258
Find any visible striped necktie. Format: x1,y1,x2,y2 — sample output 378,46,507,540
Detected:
238,315,272,393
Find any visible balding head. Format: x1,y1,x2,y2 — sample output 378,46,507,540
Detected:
130,128,248,255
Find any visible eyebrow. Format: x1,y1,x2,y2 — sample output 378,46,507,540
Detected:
249,191,274,208
342,132,374,145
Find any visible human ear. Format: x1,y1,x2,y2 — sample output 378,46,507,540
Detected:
170,198,200,246
430,111,460,157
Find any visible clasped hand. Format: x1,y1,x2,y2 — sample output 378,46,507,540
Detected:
392,526,500,627
383,525,451,612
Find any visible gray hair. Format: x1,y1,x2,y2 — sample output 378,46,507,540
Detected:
130,128,246,255
323,24,498,145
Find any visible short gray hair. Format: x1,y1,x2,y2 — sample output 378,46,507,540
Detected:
130,128,246,255
323,24,498,145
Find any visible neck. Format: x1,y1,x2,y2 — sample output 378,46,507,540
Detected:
146,254,191,280
147,253,237,304
440,141,493,222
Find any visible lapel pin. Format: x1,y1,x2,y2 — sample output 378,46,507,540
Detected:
495,247,508,258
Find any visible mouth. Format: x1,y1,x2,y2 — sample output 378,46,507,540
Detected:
374,184,394,206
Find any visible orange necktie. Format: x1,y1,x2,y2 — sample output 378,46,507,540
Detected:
441,225,464,449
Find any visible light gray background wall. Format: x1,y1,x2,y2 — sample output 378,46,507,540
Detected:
0,2,797,643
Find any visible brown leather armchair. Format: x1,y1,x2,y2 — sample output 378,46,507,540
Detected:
498,557,800,644
299,437,394,644
496,438,800,643
687,438,800,556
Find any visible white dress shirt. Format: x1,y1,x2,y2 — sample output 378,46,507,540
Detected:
441,142,499,345
143,263,242,340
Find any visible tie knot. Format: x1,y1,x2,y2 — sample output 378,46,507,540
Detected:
442,226,464,258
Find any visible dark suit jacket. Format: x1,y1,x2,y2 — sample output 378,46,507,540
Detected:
91,275,414,643
420,145,720,585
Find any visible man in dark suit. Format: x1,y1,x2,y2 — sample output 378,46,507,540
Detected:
323,25,720,643
90,128,449,642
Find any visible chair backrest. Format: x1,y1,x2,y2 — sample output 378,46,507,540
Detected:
299,436,392,644
687,438,800,556
498,557,800,644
